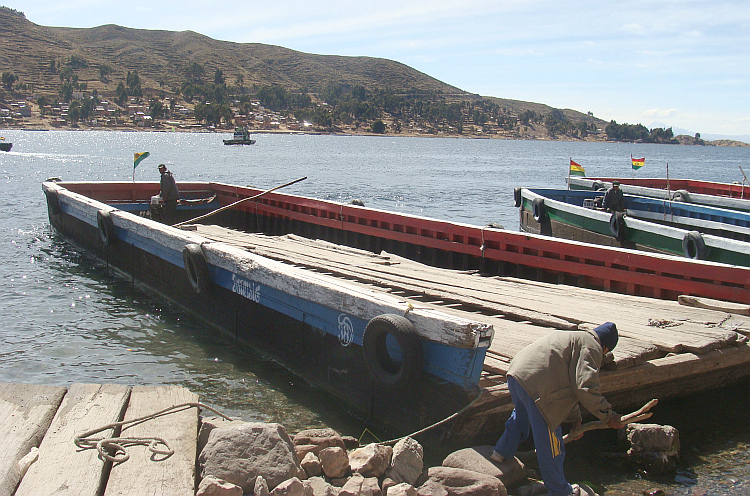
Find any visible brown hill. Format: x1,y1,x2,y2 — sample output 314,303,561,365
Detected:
0,6,609,136
0,7,467,97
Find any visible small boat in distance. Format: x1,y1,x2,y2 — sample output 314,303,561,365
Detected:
223,127,256,145
0,137,11,152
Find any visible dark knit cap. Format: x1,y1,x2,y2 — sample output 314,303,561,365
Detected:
594,322,619,351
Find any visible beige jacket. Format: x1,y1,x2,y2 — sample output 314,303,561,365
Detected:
507,330,613,429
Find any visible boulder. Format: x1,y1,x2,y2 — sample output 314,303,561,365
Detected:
442,446,525,487
623,424,680,453
303,476,340,496
339,473,382,496
301,452,323,477
384,437,423,486
197,416,246,454
349,443,393,478
196,475,243,496
417,466,506,496
620,424,680,474
319,446,350,478
294,428,347,454
255,476,270,496
387,482,417,496
199,422,303,493
270,477,307,496
342,435,361,450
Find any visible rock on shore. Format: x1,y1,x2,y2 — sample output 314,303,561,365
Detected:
195,417,534,496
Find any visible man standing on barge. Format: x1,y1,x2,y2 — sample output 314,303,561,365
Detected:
603,181,625,212
491,323,623,496
158,163,179,225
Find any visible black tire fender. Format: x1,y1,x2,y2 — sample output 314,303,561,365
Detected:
609,211,627,241
183,243,211,293
362,314,422,391
672,189,691,203
592,180,606,191
513,187,522,208
532,197,546,223
683,231,706,259
97,210,116,246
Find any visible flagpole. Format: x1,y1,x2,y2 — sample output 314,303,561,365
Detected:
568,158,571,190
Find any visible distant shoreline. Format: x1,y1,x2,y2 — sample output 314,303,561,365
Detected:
2,123,747,146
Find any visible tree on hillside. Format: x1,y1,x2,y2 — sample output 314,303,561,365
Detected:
126,71,142,97
2,72,17,90
149,99,164,119
214,69,224,85
186,62,205,82
115,82,127,106
98,64,113,83
371,120,386,133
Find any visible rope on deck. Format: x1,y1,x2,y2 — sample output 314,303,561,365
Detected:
74,402,233,464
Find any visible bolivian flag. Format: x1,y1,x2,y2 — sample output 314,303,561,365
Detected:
569,159,586,176
631,155,645,170
134,151,150,169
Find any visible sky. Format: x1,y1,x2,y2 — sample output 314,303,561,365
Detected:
7,0,750,140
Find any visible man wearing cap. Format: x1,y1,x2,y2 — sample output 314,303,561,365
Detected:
603,181,625,212
490,323,623,496
158,164,179,224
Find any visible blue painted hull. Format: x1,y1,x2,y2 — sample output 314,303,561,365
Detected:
43,181,492,435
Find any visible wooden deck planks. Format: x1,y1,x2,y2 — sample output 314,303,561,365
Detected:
2,384,201,496
14,383,130,496
0,384,66,496
104,385,199,496
194,225,748,363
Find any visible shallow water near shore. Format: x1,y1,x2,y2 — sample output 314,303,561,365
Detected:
2,130,750,493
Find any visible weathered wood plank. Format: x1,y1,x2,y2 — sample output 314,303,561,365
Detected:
105,385,199,496
195,227,746,355
14,383,130,496
0,384,67,496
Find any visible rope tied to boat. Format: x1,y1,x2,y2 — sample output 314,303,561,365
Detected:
74,402,233,464
375,388,485,446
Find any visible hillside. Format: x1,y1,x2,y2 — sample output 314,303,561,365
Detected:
0,6,608,138
0,7,465,97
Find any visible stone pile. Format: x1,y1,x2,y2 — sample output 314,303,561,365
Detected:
195,418,531,496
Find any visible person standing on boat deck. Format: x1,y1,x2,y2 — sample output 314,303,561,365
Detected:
490,323,624,496
158,164,179,224
602,180,625,212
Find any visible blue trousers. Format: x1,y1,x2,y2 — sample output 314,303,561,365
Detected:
494,376,573,496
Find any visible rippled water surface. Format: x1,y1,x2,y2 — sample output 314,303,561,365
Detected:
1,130,749,493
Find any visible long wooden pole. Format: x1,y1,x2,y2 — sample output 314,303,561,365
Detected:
172,176,307,227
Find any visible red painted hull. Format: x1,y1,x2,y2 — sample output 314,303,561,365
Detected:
59,181,750,305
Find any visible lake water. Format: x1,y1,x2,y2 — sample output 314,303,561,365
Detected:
1,130,749,495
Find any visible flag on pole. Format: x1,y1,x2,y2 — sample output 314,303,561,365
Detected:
569,159,586,176
134,152,150,169
631,155,645,170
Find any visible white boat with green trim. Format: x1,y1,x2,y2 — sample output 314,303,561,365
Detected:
516,187,750,267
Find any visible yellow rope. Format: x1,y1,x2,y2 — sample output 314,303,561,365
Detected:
74,402,233,464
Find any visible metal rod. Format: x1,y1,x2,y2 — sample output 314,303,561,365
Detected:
173,176,307,227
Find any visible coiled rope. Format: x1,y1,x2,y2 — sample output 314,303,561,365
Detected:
74,402,232,464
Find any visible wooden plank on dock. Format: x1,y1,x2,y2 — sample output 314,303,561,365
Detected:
0,384,66,496
14,383,130,496
105,385,199,496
